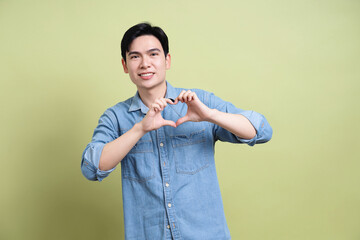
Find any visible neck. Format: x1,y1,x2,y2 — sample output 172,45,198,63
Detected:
138,81,167,108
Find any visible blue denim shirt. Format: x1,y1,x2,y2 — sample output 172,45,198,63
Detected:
81,81,272,240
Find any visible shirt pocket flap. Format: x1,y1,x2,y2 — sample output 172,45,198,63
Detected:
170,129,209,174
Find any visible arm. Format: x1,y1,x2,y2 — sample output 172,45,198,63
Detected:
81,109,119,181
206,109,256,139
174,90,272,145
98,122,146,171
82,98,176,180
98,98,176,171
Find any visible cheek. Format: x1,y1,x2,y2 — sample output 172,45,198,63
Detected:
156,62,167,70
129,72,138,79
128,66,138,75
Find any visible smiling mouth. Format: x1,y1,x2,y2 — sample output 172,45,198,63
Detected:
138,72,154,77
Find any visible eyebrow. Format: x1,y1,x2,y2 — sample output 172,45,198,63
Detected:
128,48,161,56
147,48,161,53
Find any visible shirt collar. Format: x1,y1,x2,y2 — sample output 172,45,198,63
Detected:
128,81,177,114
164,81,178,101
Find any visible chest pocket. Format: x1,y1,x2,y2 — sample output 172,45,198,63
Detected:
170,129,209,174
120,129,155,182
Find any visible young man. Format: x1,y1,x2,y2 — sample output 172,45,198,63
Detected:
81,23,272,240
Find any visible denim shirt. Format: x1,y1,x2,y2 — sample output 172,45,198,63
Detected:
81,81,272,240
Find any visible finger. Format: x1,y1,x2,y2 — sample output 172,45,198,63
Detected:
155,99,165,109
176,90,187,103
156,99,168,110
162,120,177,128
154,99,164,110
166,98,176,105
159,98,168,107
151,103,161,112
182,90,192,102
171,98,179,104
192,92,199,101
187,92,195,102
176,115,190,127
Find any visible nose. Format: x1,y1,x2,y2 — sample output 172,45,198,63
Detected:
140,56,150,69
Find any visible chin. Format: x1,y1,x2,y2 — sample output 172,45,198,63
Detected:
140,79,165,89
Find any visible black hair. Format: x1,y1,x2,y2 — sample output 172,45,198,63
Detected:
121,22,169,62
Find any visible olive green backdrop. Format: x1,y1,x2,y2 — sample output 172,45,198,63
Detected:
1,0,359,239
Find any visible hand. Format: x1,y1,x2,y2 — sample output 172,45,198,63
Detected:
139,98,177,132
174,90,213,126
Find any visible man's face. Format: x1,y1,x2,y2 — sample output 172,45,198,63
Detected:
122,35,171,91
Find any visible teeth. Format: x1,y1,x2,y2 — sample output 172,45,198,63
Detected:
140,73,153,77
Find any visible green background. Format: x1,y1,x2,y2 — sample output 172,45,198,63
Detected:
1,0,359,239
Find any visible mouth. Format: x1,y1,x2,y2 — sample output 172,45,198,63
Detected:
138,72,154,77
138,72,155,80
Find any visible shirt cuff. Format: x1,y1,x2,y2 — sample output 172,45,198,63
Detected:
96,167,116,182
82,143,116,181
236,110,272,146
236,110,262,146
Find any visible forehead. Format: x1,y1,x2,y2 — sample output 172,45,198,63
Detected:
128,35,164,53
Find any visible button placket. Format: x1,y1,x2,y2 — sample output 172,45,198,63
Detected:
157,127,181,239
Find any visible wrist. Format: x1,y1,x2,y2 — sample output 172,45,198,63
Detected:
204,108,219,123
133,122,148,135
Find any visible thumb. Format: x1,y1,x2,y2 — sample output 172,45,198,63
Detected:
162,120,177,128
176,115,189,127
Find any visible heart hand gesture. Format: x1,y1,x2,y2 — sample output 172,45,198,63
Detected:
173,90,213,126
139,90,213,133
139,98,177,132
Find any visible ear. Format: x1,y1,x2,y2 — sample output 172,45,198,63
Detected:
121,58,129,73
165,53,171,70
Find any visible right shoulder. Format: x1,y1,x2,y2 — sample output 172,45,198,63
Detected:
99,96,134,123
102,95,133,113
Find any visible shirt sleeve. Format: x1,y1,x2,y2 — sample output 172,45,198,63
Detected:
81,108,119,181
204,91,273,146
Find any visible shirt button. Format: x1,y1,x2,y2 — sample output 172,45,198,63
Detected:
167,225,170,229
165,183,169,187
168,203,172,208
160,142,164,147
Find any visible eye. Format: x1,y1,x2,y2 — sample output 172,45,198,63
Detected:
130,55,139,59
150,52,159,56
